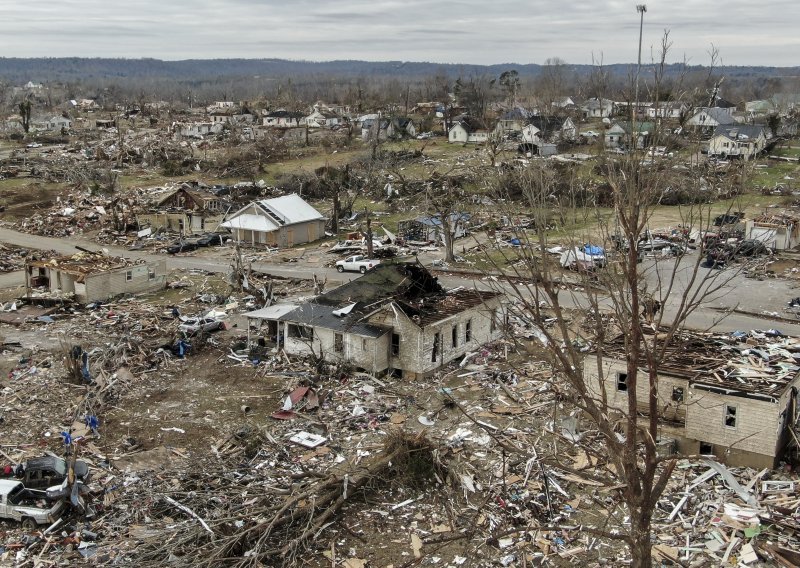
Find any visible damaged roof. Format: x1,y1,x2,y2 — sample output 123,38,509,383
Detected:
601,329,800,400
278,263,500,334
26,251,149,279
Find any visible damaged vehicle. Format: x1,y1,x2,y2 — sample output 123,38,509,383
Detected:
17,456,90,490
179,315,225,336
0,479,64,529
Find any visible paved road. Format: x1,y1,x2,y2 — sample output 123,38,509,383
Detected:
2,227,800,334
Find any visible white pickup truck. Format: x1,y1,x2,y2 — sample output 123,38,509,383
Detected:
0,479,64,529
335,255,381,274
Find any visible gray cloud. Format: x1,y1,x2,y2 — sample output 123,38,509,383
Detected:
0,0,798,66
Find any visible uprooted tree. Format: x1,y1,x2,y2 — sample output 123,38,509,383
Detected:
482,36,746,567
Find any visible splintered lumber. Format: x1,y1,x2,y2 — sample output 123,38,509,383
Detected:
204,431,436,565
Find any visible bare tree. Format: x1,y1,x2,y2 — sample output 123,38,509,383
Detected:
425,179,468,263
480,35,744,567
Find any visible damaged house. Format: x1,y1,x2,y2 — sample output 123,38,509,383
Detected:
245,262,504,377
221,193,326,247
398,213,470,244
137,185,228,235
25,251,166,303
745,212,800,251
586,330,800,469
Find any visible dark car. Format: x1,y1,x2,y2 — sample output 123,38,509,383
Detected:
166,241,199,254
17,456,89,490
196,233,228,247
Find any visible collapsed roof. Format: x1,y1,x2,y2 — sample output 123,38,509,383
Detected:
600,329,800,400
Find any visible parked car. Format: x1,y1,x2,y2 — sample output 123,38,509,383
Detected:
15,456,89,491
336,255,381,274
196,233,228,247
179,316,224,336
0,480,65,529
166,241,199,254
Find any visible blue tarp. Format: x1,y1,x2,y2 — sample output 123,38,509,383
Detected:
583,244,604,256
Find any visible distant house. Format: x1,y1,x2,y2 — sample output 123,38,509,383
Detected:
361,117,389,141
448,118,489,144
263,110,306,128
178,121,224,138
398,213,470,243
605,121,655,149
708,124,767,160
581,98,614,118
34,116,72,132
245,262,504,378
494,108,533,136
221,193,326,248
525,116,576,142
685,107,737,131
209,107,254,125
137,185,227,235
646,101,688,119
25,251,166,303
552,96,576,108
386,117,417,139
305,109,342,128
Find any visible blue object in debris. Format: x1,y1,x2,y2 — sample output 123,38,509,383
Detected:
509,238,521,246
60,431,72,446
177,340,188,358
85,415,99,433
583,244,604,256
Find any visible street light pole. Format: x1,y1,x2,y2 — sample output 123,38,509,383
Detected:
634,4,647,125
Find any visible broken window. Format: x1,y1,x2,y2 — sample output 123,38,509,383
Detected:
724,405,737,428
490,308,498,333
699,442,714,455
148,269,156,281
288,324,313,340
672,387,684,402
432,332,440,362
452,325,458,348
616,372,628,392
334,333,344,353
125,270,133,282
362,338,368,351
465,319,472,342
391,333,400,356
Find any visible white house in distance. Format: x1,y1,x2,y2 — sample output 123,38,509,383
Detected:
263,110,306,128
685,107,737,131
646,101,688,119
221,193,326,248
708,124,767,160
34,116,72,132
581,98,614,118
448,118,489,144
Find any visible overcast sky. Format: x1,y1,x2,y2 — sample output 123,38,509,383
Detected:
2,1,798,67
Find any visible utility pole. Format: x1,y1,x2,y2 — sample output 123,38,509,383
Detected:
634,4,647,131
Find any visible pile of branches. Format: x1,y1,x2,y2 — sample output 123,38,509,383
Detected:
127,430,444,567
